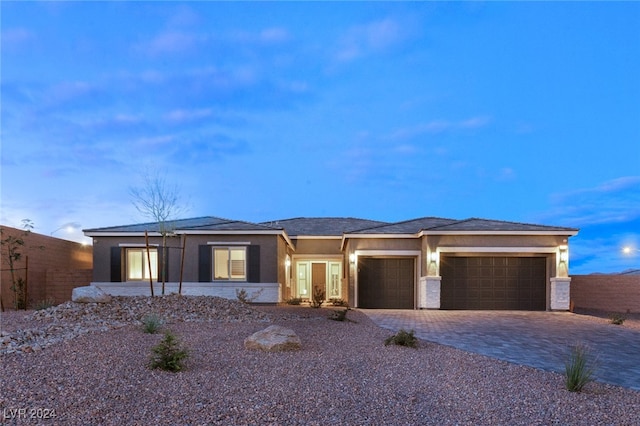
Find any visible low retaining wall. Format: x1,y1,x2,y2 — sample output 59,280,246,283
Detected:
92,282,281,303
571,274,640,314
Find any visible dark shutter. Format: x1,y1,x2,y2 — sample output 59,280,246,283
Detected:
111,247,122,282
159,246,169,281
247,245,260,282
198,245,211,282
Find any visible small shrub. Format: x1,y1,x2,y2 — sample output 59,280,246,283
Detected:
328,307,352,322
608,313,626,325
10,278,28,310
34,298,56,311
310,286,325,308
236,288,250,303
330,298,348,307
384,329,418,348
285,297,303,305
564,343,596,392
141,313,165,334
149,331,189,372
236,288,263,304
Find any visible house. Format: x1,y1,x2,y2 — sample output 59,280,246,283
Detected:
83,215,578,310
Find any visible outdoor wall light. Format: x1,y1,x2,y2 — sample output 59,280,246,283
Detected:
429,252,438,263
559,245,568,263
285,258,291,268
349,253,356,264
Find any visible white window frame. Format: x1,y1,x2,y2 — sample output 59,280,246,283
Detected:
212,246,247,281
125,247,158,281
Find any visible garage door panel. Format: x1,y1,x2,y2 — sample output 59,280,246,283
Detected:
358,258,414,309
441,256,546,310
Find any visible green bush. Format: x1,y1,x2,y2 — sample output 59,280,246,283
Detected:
141,313,165,334
608,313,626,325
564,343,596,392
34,298,56,311
149,331,189,372
310,286,325,308
235,288,263,304
285,297,303,305
384,329,418,348
328,308,351,322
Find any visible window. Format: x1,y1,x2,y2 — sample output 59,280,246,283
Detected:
213,247,246,281
126,248,158,281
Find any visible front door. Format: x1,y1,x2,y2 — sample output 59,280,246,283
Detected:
312,263,326,298
296,260,342,300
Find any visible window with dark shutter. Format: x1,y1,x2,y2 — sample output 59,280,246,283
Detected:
198,245,212,282
247,245,260,282
111,247,122,282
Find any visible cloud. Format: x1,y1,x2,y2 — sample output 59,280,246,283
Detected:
136,31,203,56
1,27,36,51
386,116,492,140
543,176,640,226
334,18,406,63
164,108,214,124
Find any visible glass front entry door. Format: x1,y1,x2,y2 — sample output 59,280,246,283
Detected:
296,260,342,300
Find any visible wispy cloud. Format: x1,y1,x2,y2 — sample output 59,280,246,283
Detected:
1,27,36,51
164,108,214,124
539,176,640,226
135,31,204,56
386,116,491,140
334,18,406,63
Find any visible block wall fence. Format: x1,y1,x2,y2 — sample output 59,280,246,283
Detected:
571,274,640,314
1,225,93,310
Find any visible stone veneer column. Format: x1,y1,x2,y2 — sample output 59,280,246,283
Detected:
419,276,441,309
550,277,571,310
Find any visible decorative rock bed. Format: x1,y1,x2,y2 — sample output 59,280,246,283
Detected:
1,295,270,355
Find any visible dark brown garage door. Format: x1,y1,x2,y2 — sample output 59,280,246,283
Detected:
440,257,546,310
358,258,414,309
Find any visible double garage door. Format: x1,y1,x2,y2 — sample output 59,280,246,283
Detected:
358,256,547,310
441,256,547,310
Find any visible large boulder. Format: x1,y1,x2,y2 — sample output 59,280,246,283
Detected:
244,325,301,352
72,286,112,303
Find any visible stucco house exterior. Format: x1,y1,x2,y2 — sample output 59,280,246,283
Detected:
84,215,578,310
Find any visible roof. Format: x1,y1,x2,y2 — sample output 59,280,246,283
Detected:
264,217,389,237
424,218,579,233
83,216,281,234
350,217,458,234
85,215,578,236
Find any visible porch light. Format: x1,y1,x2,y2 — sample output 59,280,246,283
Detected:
285,258,291,267
429,251,438,263
349,253,356,264
559,245,568,263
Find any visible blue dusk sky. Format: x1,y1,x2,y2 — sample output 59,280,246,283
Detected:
1,2,639,274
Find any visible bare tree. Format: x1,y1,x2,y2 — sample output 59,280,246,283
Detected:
130,171,186,296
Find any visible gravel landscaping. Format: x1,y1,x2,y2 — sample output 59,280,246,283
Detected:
1,296,639,425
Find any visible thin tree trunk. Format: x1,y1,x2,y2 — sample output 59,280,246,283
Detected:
24,256,28,310
145,231,154,297
161,235,167,295
179,234,186,295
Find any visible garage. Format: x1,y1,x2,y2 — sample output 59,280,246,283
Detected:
358,257,415,309
440,256,546,310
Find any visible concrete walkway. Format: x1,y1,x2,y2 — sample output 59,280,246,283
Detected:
361,310,640,391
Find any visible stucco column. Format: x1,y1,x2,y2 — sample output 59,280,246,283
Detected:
550,277,571,310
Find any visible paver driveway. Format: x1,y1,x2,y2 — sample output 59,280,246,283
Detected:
361,310,640,391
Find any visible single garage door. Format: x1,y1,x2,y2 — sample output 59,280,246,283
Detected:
440,256,546,310
358,258,414,309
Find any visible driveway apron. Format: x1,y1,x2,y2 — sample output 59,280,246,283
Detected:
361,310,640,391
